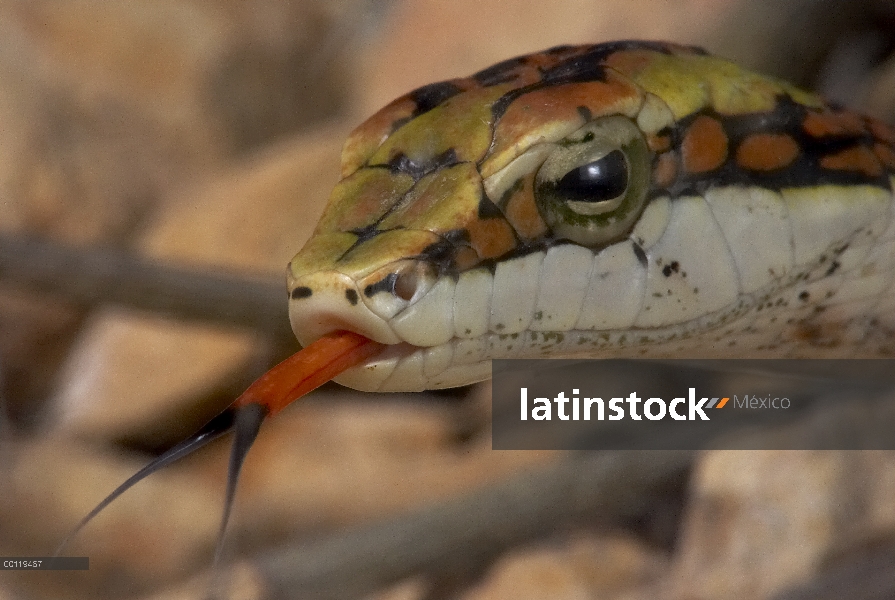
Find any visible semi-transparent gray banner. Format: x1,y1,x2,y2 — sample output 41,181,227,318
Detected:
491,359,895,450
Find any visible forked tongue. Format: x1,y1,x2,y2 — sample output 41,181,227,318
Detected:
55,330,383,558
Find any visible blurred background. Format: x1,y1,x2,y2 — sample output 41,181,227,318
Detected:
2,0,895,598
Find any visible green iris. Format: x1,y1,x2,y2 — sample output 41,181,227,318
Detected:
535,116,651,247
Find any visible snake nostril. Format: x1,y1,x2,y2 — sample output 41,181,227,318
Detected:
393,271,418,301
392,261,438,302
359,261,438,315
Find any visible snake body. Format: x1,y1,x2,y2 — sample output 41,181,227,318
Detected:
287,41,895,392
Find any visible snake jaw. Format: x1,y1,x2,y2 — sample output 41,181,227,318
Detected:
288,262,493,392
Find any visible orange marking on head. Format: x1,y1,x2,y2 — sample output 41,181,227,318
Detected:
736,133,800,171
652,152,678,188
603,49,655,76
868,118,895,146
485,72,643,177
681,115,728,174
467,217,517,259
526,49,576,71
802,110,866,138
512,78,639,121
873,142,895,170
504,181,548,240
647,134,671,152
819,145,883,177
452,245,481,271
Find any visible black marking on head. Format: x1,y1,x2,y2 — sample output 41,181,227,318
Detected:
385,148,460,180
825,261,841,276
364,272,399,297
656,125,674,139
577,105,593,123
389,116,412,135
663,96,890,198
418,229,472,273
291,286,312,300
409,81,464,117
632,242,648,267
444,229,473,246
477,184,505,219
349,223,380,244
498,178,524,208
799,291,810,301
491,84,539,121
592,40,706,56
489,42,690,123
345,289,359,305
545,44,576,55
724,95,805,136
474,57,527,87
540,60,607,85
538,41,691,87
338,224,400,263
662,261,680,277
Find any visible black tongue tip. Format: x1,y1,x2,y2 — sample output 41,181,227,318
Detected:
212,403,267,565
54,406,240,558
209,403,267,597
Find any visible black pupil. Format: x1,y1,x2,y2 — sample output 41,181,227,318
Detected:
556,150,628,202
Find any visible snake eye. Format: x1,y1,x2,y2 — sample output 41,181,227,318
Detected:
535,116,650,247
555,149,629,205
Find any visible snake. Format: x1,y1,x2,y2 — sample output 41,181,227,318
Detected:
287,39,895,394
59,39,895,557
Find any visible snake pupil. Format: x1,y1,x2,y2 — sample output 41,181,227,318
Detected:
556,149,628,202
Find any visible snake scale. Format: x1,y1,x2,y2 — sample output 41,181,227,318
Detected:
287,40,895,393
60,39,895,558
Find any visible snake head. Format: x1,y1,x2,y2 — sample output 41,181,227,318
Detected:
289,41,895,392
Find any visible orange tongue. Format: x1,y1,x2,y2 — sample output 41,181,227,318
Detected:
234,330,385,416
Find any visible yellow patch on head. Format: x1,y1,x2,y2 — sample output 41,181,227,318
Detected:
369,84,511,169
289,232,358,278
611,51,822,119
340,96,419,177
313,169,415,234
378,163,482,233
335,229,445,278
